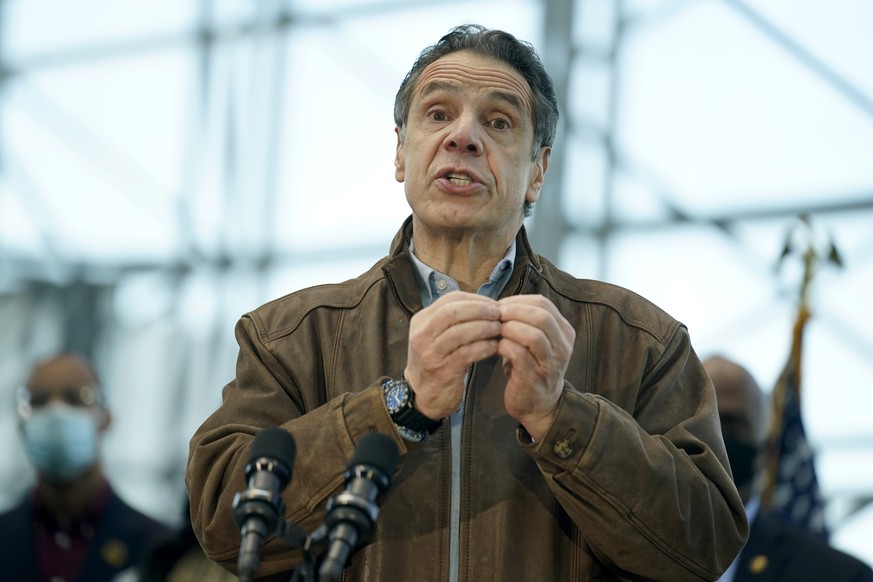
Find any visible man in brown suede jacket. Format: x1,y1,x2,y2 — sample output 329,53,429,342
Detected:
186,24,748,581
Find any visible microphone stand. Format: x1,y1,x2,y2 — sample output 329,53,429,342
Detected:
288,524,329,582
283,433,398,581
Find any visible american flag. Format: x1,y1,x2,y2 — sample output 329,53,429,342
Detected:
761,306,829,540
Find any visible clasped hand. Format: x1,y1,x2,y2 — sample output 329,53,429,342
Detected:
404,292,576,442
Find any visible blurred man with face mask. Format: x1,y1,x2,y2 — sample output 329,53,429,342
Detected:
704,355,873,582
0,352,171,582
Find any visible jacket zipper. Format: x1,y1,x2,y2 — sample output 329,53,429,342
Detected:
511,263,530,297
386,272,414,318
448,264,530,581
388,262,531,580
448,362,474,582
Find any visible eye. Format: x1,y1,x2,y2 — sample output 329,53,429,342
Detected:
428,110,449,122
487,118,511,130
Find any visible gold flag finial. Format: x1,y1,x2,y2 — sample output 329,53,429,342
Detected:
775,213,843,314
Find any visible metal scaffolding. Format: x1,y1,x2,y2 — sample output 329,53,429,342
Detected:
1,0,871,536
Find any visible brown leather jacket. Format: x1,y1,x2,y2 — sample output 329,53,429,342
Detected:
186,218,748,581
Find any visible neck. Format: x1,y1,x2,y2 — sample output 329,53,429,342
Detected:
36,464,104,519
411,222,517,292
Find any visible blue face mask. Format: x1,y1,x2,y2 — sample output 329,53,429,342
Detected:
23,404,100,482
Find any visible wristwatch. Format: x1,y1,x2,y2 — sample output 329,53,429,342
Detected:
382,377,443,441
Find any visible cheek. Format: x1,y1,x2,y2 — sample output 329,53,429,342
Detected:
407,148,433,180
494,159,524,191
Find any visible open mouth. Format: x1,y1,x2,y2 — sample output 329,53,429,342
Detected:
445,173,474,187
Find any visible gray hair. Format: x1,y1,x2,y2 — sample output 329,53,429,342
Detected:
394,24,559,160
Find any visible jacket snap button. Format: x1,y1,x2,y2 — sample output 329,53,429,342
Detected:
553,439,574,459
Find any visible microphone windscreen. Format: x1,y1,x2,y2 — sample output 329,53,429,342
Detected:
248,427,297,468
350,432,399,477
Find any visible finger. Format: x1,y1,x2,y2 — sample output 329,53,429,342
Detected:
411,302,501,352
416,293,500,336
432,319,503,354
498,294,561,323
498,295,575,348
498,335,538,371
499,319,554,363
408,297,503,385
412,321,503,373
499,305,567,363
454,337,501,367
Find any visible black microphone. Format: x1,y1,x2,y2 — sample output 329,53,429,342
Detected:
233,427,297,582
318,432,399,582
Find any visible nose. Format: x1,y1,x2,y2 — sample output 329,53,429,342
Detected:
444,114,482,155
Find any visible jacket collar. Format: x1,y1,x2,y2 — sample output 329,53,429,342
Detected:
382,216,543,315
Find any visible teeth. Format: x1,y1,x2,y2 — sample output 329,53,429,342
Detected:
447,173,473,186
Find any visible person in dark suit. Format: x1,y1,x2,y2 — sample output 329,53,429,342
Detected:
0,352,171,582
704,355,873,582
136,498,236,582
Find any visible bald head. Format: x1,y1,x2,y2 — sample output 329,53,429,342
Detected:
28,353,100,390
703,355,768,447
23,352,108,423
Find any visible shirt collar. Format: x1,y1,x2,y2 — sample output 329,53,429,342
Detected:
410,239,516,307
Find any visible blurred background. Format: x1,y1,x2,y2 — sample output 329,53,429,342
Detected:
1,0,871,565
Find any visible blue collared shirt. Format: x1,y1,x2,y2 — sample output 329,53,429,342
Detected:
409,239,516,306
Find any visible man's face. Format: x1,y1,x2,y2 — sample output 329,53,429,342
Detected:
18,355,109,482
705,357,767,501
712,371,765,448
395,50,549,242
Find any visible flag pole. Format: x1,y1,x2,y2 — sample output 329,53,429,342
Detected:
761,213,842,522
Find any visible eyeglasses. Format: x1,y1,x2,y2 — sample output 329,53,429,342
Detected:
15,385,104,419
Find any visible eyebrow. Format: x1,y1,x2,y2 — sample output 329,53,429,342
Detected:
418,81,524,113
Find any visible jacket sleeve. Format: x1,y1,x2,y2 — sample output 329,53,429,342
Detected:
185,314,404,580
523,323,748,581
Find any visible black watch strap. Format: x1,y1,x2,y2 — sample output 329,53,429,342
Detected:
394,401,443,434
383,378,443,435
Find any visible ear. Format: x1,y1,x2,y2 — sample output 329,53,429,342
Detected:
98,408,112,433
394,127,405,183
525,146,550,205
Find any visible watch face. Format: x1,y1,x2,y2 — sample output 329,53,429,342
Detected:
385,383,409,414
